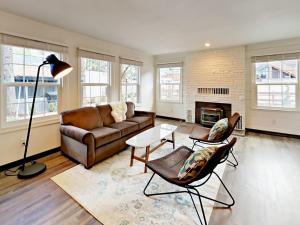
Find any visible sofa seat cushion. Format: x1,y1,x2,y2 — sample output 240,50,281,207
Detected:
126,116,152,129
108,121,139,137
90,127,121,148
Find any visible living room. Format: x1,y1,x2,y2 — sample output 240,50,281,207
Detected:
0,1,300,225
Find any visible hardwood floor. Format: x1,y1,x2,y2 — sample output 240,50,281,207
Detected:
210,132,300,225
1,122,300,225
0,153,101,225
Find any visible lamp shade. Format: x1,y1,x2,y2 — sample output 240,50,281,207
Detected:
46,54,73,80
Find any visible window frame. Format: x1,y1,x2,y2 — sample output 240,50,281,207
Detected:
0,45,63,129
158,65,183,103
252,58,300,111
79,57,112,107
120,63,141,103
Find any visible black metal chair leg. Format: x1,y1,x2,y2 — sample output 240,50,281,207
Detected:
192,141,206,149
212,171,235,207
143,173,188,197
143,172,155,196
192,140,196,150
190,172,235,207
188,188,207,225
226,139,238,167
230,149,238,166
226,149,238,167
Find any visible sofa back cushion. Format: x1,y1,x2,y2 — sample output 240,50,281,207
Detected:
96,104,115,126
126,102,135,119
60,107,103,130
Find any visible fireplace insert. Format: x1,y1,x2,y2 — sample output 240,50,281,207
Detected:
200,107,224,126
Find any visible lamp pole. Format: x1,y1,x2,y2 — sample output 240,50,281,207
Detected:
18,61,48,178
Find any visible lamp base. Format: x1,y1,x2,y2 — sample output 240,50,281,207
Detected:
18,162,46,179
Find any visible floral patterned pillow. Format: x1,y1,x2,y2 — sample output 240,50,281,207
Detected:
208,118,228,141
178,146,218,180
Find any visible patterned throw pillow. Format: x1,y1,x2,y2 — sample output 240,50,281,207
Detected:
178,146,218,180
208,118,228,141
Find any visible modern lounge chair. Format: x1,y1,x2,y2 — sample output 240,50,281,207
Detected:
143,138,237,225
189,113,240,167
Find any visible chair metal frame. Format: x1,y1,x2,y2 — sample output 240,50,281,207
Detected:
143,171,234,225
190,113,241,168
143,139,237,225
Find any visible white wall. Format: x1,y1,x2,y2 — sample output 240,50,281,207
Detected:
0,10,154,165
245,38,300,135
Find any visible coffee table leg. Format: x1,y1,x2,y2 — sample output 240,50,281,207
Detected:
144,146,150,173
130,146,135,167
172,132,175,149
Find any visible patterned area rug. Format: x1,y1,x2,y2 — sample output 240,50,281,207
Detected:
51,132,226,225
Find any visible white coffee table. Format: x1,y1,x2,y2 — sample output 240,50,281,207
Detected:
126,124,177,173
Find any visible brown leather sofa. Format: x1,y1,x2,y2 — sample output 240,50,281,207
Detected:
60,102,155,168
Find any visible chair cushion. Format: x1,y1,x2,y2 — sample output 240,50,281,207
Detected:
60,107,103,130
147,146,193,181
208,118,229,141
178,146,218,180
108,121,139,137
110,102,127,122
126,102,135,119
189,125,210,141
126,116,152,129
90,127,121,147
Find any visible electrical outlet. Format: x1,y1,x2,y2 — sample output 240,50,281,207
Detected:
21,138,26,146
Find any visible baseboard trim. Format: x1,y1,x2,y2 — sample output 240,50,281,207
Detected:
0,147,60,172
156,115,186,122
246,128,300,139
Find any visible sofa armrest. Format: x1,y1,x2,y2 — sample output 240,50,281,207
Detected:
60,125,94,145
135,110,156,118
135,110,156,124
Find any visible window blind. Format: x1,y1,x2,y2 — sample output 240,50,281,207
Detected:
78,48,115,62
0,34,68,53
156,62,183,68
119,57,143,66
251,53,300,63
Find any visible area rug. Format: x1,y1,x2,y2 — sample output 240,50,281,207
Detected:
51,132,226,225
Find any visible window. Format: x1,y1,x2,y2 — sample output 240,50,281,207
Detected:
1,45,62,123
120,58,142,103
158,64,183,102
78,49,115,107
253,54,299,109
80,58,111,106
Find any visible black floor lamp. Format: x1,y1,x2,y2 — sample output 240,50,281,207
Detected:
18,54,73,179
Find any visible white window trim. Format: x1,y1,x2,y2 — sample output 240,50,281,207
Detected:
120,63,141,104
79,57,112,107
158,66,183,103
0,45,63,129
251,59,300,111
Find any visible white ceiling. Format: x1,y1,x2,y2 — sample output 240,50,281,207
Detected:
0,0,300,54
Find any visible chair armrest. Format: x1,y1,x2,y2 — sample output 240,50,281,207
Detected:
60,125,94,145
